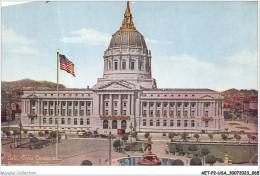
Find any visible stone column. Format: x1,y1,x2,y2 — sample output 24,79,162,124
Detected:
118,94,122,116
127,94,130,115
28,100,31,114
147,102,150,116
37,100,40,115
153,101,156,116
59,101,62,116
110,94,113,115
161,101,163,116
168,102,170,116
100,94,103,115
131,94,134,115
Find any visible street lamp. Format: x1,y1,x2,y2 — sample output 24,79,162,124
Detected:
129,122,133,153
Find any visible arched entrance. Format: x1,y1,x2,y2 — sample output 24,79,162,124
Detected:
103,120,108,129
112,120,117,129
121,120,127,129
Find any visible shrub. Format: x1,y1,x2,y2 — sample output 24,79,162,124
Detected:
221,133,227,142
121,134,128,142
190,156,202,165
175,144,183,152
172,159,184,166
23,129,28,134
201,148,210,157
168,132,174,142
234,134,241,142
247,134,252,143
113,139,121,150
81,160,93,166
193,133,200,142
38,131,44,137
30,137,39,143
251,136,256,142
144,132,150,138
181,132,188,141
132,132,138,139
44,130,49,136
208,134,213,141
205,155,217,166
188,145,198,152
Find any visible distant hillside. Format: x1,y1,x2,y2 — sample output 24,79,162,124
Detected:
1,79,66,91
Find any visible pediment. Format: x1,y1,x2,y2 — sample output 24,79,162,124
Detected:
27,94,38,99
96,80,138,90
200,95,215,99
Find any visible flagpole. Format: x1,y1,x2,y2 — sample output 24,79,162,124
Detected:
56,48,60,159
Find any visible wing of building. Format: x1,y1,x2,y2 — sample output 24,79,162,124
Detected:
21,2,225,134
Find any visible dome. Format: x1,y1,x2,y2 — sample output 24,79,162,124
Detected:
109,2,147,49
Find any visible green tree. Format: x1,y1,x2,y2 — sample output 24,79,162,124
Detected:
190,156,202,165
13,130,18,139
201,148,210,157
251,136,256,143
121,134,129,142
144,132,150,138
221,134,227,142
205,155,217,166
181,132,188,142
23,129,28,135
132,132,138,140
81,160,93,166
168,132,174,142
38,131,44,137
247,134,252,143
193,133,200,142
30,137,39,143
171,159,184,166
44,130,49,136
113,139,121,151
208,134,213,141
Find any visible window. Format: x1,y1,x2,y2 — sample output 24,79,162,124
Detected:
44,102,47,106
49,118,53,124
122,61,126,69
50,109,54,115
150,120,153,126
43,109,47,115
105,102,108,107
62,109,65,116
184,111,188,116
156,110,160,116
170,120,174,127
184,103,188,107
114,110,118,115
55,118,57,125
164,103,167,107
123,102,127,107
177,120,181,127
80,110,84,116
177,103,181,107
114,62,118,70
68,118,71,125
139,61,143,70
74,118,77,125
69,102,72,106
143,102,147,107
191,111,195,116
75,102,78,106
81,102,84,106
31,109,36,114
87,118,90,125
68,109,72,116
205,111,209,116
103,120,108,129
143,110,147,116
156,120,160,126
170,111,174,116
87,110,90,115
112,120,117,129
191,120,195,127
80,118,83,125
31,118,34,124
191,103,196,107
205,103,210,107
163,120,167,126
143,119,146,126
121,120,127,129
43,118,46,124
87,102,91,106
123,110,127,116
184,120,188,127
157,103,161,107
62,118,65,124
205,120,209,127
108,61,111,70
150,110,153,116
150,103,154,107
170,103,174,107
74,109,78,116
114,102,117,107
131,62,135,70
177,111,181,116
50,102,53,106
164,110,167,116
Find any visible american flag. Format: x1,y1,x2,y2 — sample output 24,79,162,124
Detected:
59,54,76,77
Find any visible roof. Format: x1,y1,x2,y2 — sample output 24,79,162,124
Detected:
143,88,217,92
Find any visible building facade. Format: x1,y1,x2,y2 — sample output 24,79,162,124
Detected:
21,3,225,134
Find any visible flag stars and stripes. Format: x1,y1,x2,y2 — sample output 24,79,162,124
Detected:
59,54,76,77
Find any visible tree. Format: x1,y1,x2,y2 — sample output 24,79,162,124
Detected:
81,160,93,166
38,131,44,137
13,130,18,139
208,134,213,141
234,134,241,143
247,134,252,143
44,130,49,136
201,148,210,157
132,132,138,140
181,132,188,142
171,159,184,166
251,136,256,143
121,134,128,142
144,132,150,139
113,139,121,151
221,134,227,142
188,145,198,152
190,156,202,165
23,129,28,135
50,131,61,143
193,133,200,142
205,155,217,166
168,132,174,142
30,137,39,143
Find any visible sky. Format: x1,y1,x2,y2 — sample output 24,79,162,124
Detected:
1,1,258,91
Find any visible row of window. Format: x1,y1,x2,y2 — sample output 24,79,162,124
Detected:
143,94,196,97
30,109,91,116
31,117,91,125
104,109,127,116
31,101,92,107
143,102,211,107
102,120,127,129
107,60,148,71
142,119,196,127
143,110,209,117
105,102,128,107
43,94,91,97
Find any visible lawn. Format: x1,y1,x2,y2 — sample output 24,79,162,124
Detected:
229,123,240,126
168,143,257,164
1,139,14,145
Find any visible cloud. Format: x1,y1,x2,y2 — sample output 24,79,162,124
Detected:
2,25,41,55
146,38,173,45
225,50,257,66
62,28,111,46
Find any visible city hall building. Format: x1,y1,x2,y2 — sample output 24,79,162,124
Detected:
21,3,225,134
